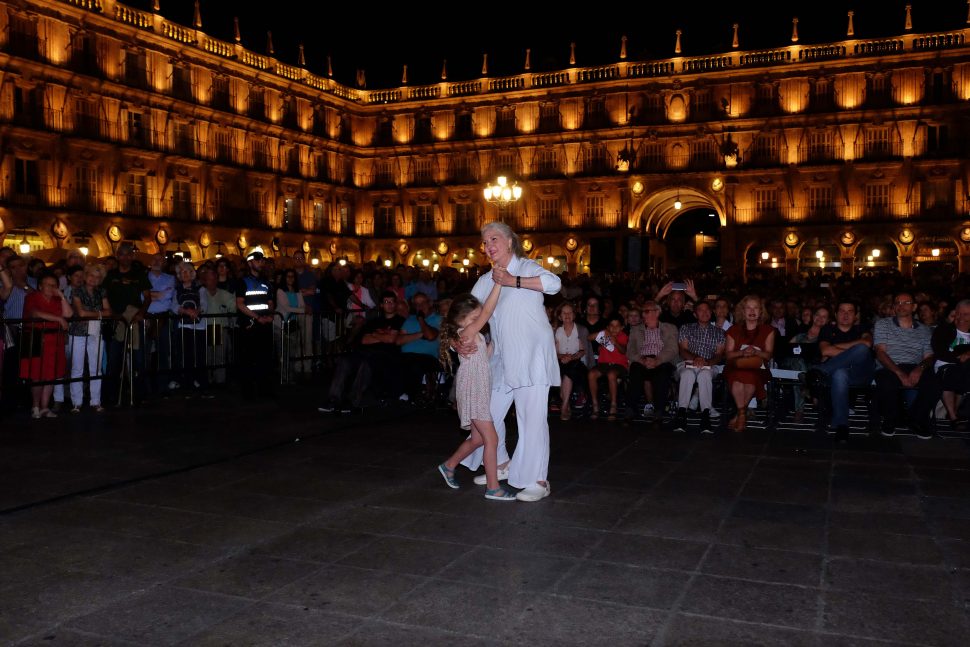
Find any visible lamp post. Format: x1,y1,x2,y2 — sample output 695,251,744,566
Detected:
483,176,522,205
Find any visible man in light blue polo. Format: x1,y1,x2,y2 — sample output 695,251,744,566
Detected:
398,292,442,405
146,254,176,392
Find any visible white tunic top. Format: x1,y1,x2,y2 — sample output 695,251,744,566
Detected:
471,255,562,391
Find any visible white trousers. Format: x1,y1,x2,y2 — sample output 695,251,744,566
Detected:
69,333,103,407
460,384,550,489
677,364,714,411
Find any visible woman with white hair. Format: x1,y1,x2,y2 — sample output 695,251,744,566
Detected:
171,261,207,391
458,221,561,502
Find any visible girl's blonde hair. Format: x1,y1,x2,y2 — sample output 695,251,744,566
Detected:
439,292,484,372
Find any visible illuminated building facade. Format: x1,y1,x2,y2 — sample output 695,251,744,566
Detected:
1,0,969,277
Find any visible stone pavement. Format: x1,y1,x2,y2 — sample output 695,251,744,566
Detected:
1,390,970,645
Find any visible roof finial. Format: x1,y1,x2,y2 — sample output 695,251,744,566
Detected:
441,59,448,80
298,44,305,67
620,35,627,60
966,0,969,24
327,55,333,78
904,4,912,30
524,49,531,71
356,69,366,88
481,53,488,76
847,11,855,36
791,17,799,43
233,17,240,43
153,0,160,12
401,65,408,85
569,42,576,66
732,23,739,48
193,0,201,28
674,29,682,55
266,31,274,56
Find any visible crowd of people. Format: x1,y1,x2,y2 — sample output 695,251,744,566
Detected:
3,233,970,444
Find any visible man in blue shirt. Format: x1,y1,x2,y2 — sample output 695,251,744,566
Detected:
146,254,177,392
398,292,442,405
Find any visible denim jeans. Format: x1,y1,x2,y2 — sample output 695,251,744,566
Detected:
816,344,875,427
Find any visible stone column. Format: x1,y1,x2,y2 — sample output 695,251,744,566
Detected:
899,254,913,277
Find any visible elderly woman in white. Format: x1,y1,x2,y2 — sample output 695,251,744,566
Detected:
459,221,561,502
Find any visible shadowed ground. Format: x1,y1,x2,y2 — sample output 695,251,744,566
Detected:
1,389,969,646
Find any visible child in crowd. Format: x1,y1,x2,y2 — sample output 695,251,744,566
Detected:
436,282,516,501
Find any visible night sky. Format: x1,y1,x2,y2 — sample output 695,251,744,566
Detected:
137,0,966,88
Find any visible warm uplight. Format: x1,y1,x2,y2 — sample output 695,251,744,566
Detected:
79,246,89,257
815,250,824,259
761,251,770,261
422,258,430,267
383,259,392,268
462,258,470,266
311,258,319,266
872,249,881,258
932,248,941,257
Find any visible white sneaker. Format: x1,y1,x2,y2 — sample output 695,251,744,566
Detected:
516,482,551,502
473,466,510,485
642,403,655,419
168,380,180,391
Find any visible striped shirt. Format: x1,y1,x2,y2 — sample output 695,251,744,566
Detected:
873,317,932,367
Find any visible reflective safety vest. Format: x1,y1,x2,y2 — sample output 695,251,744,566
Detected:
241,274,272,320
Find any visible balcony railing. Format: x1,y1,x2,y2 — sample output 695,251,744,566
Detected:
854,140,905,161
578,210,623,230
744,147,789,168
518,213,564,232
796,143,846,165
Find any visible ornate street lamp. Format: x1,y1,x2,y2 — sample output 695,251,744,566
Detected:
483,176,522,205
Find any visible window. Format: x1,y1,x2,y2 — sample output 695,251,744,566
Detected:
211,76,231,111
376,119,394,146
812,79,833,110
926,125,949,155
585,195,605,219
639,141,665,171
755,187,778,215
584,145,608,173
415,114,433,142
124,50,149,89
496,108,516,136
173,121,195,157
414,158,434,184
127,111,146,147
248,88,266,120
283,198,300,230
215,129,231,163
313,202,327,230
213,185,227,216
312,107,329,137
375,160,394,187
922,180,951,213
14,158,39,198
281,97,299,129
540,197,560,224
864,127,891,158
455,112,473,139
808,186,833,214
415,205,434,234
337,204,350,231
691,139,718,169
127,173,147,215
250,190,266,217
752,135,778,165
808,130,833,161
537,149,559,176
74,99,98,137
172,64,193,101
693,90,712,119
539,103,559,131
864,184,890,215
75,166,98,210
451,155,472,183
756,84,775,110
252,139,270,169
495,150,517,175
173,179,193,218
374,204,395,235
285,147,300,175
455,202,476,232
315,153,330,181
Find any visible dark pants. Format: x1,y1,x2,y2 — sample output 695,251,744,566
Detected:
559,359,589,398
873,364,937,427
627,361,675,415
327,352,372,406
237,321,275,397
400,353,441,398
173,326,208,389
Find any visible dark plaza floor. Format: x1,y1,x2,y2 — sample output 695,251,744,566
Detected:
2,390,970,646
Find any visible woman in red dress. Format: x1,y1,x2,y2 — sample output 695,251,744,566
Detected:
21,274,72,418
724,295,776,432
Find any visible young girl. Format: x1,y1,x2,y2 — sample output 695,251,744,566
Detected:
437,282,516,501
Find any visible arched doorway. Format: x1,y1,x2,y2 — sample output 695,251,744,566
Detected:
634,185,726,274
854,239,899,276
745,243,787,280
913,236,958,281
798,237,841,276
531,243,568,275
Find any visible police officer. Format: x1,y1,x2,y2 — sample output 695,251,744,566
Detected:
236,250,276,397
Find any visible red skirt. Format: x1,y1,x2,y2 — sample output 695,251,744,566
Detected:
20,330,67,382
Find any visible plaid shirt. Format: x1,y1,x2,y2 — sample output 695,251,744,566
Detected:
678,322,725,360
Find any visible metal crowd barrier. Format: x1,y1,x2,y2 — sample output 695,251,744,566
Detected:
1,308,353,409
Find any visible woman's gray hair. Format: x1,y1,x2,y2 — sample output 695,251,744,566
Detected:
84,263,106,281
481,221,523,258
176,261,197,280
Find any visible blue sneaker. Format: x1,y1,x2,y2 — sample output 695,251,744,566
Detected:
438,463,459,489
484,487,516,501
